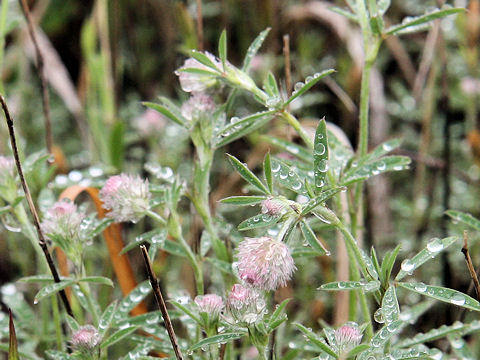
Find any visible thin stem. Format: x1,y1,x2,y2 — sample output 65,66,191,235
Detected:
283,35,292,97
18,0,53,154
78,281,100,326
196,0,204,51
281,111,313,149
0,95,74,318
357,61,373,157
140,245,184,360
0,0,9,94
461,231,480,300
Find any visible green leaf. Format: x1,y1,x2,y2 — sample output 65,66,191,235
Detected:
359,321,403,360
398,282,480,311
34,280,75,303
381,286,400,324
44,350,71,360
396,319,480,348
227,154,270,194
109,121,124,170
294,323,338,357
347,344,370,358
385,7,464,35
270,158,307,195
285,69,335,105
300,187,343,215
169,300,202,325
78,276,114,287
220,196,266,206
65,315,80,332
267,298,291,330
445,210,480,231
116,311,166,329
121,229,167,254
205,257,233,275
263,152,274,194
238,213,281,231
381,244,401,285
299,220,329,255
292,247,326,258
100,326,139,349
261,136,312,163
114,281,151,323
319,280,380,292
378,0,391,15
329,7,358,22
449,336,475,359
218,30,227,70
189,333,245,351
242,28,270,71
189,50,221,70
19,275,72,283
264,72,281,98
395,236,457,281
143,99,187,128
8,311,18,360
98,301,117,336
341,155,411,186
313,118,329,190
216,111,275,147
364,138,402,163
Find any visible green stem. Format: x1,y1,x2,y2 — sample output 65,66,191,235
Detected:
281,111,313,149
78,281,100,326
357,61,373,158
146,209,167,226
51,295,63,350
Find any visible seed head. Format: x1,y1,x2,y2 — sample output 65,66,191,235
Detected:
99,174,150,223
236,237,296,291
71,325,100,353
175,52,220,93
335,322,362,354
194,294,224,318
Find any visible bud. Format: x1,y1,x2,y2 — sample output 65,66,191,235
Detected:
236,237,296,291
175,52,221,93
181,93,216,121
133,108,166,137
99,174,150,223
226,284,265,324
335,322,362,354
194,294,224,319
260,197,287,216
71,325,100,353
41,200,85,242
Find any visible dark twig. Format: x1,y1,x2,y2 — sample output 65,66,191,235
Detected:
18,0,52,154
196,0,204,51
283,34,292,97
461,231,480,300
0,95,73,318
140,245,184,360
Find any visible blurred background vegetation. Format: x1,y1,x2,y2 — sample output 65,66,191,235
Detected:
0,0,480,355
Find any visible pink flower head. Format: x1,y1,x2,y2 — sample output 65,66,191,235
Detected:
99,174,150,223
71,325,100,352
0,156,15,180
194,294,224,318
335,322,362,354
227,284,265,324
134,108,166,136
175,52,221,93
181,93,216,121
261,197,286,216
41,199,85,240
236,237,296,291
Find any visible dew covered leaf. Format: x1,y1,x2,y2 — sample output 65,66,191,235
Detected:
121,229,167,254
227,154,270,194
381,286,400,324
313,118,329,190
143,98,187,128
397,282,480,312
100,326,139,349
319,280,380,292
358,320,403,360
189,332,245,351
264,152,274,193
270,158,308,195
262,136,312,163
218,30,227,69
242,28,270,71
237,213,281,231
395,236,457,281
34,280,75,304
220,196,266,206
78,276,114,287
98,301,117,336
294,323,338,357
267,298,291,330
285,69,335,105
113,281,151,324
341,156,411,186
301,187,344,215
445,210,480,231
299,220,329,255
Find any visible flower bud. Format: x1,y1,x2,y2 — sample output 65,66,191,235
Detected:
236,237,296,291
181,93,216,121
71,325,100,353
194,294,224,319
226,284,265,324
175,52,221,93
99,174,150,223
335,322,362,354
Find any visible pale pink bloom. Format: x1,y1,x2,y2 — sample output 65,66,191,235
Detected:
0,156,15,180
194,294,224,318
335,322,362,354
99,174,150,223
181,93,216,121
226,284,265,324
175,52,221,93
461,77,480,95
261,197,286,216
244,346,259,359
71,325,100,352
41,200,85,240
236,237,296,291
134,108,166,136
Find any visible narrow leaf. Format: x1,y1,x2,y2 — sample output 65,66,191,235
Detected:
100,326,139,349
8,310,18,360
268,298,291,330
189,50,221,70
261,136,312,163
294,323,338,357
189,333,245,351
220,196,266,206
218,30,227,69
34,280,75,303
313,118,329,190
264,152,274,194
319,280,380,292
382,286,400,324
227,154,270,194
445,210,480,231
285,69,335,105
78,276,114,287
98,301,117,336
143,101,186,128
301,187,343,215
238,213,281,231
299,220,329,255
270,158,307,195
242,28,270,71
329,7,358,22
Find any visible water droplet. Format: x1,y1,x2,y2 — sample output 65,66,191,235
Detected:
292,182,302,190
401,259,415,273
414,282,427,292
374,308,385,323
271,162,281,173
316,159,328,173
450,293,466,306
294,82,304,91
382,142,393,151
426,238,444,253
377,161,386,171
314,143,326,155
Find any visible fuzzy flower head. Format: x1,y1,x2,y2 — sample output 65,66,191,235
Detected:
175,52,221,93
226,284,266,324
99,174,150,223
261,197,287,216
195,294,224,320
71,325,100,353
335,322,362,355
181,93,216,122
41,200,85,242
133,108,166,137
236,237,296,291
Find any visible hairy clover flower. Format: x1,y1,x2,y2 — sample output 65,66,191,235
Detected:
226,284,265,324
71,325,100,353
42,200,85,242
195,294,224,319
236,236,296,291
99,174,150,223
175,52,220,93
181,92,216,121
335,322,362,354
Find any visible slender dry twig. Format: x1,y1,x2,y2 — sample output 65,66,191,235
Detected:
18,0,52,154
283,34,292,97
0,95,73,318
140,245,184,360
196,0,204,51
461,231,480,300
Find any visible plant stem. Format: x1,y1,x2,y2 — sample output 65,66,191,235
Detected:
146,209,167,226
78,280,100,326
281,111,313,149
0,0,8,95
